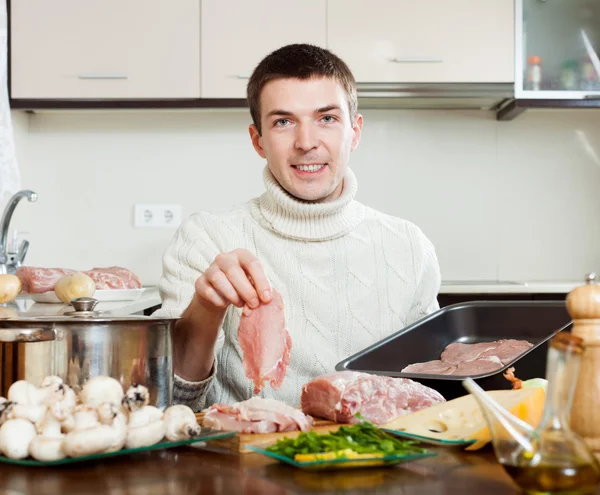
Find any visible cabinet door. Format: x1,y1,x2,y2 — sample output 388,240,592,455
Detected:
327,0,514,83
201,0,326,98
11,0,200,99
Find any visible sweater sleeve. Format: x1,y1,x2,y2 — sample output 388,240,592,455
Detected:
406,228,442,325
152,213,224,411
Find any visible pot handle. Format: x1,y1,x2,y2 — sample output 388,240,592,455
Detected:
0,328,56,343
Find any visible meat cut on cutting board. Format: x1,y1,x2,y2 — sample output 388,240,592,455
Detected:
238,288,292,394
402,339,533,376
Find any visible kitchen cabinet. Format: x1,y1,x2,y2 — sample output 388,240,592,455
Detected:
326,0,514,84
10,0,201,99
200,0,326,98
515,0,600,99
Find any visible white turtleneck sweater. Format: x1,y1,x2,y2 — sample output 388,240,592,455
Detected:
154,167,441,412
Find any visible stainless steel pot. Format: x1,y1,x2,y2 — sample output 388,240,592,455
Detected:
0,297,178,409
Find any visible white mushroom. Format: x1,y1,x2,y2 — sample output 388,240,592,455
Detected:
7,380,41,405
0,418,37,459
123,384,166,449
28,406,67,462
97,402,127,453
163,405,201,442
62,405,115,457
79,376,124,407
0,399,46,428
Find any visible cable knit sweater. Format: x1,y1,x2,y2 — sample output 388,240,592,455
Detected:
153,167,441,412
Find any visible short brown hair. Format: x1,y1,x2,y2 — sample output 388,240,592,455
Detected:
247,44,357,135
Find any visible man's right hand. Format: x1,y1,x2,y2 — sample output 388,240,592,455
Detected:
195,248,272,312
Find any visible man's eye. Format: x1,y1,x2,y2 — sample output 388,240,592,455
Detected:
274,119,291,127
322,115,337,123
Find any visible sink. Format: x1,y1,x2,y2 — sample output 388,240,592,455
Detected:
441,280,528,286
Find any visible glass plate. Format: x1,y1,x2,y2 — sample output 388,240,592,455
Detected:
381,429,475,447
247,446,437,471
0,429,236,467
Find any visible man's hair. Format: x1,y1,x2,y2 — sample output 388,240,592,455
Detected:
247,44,357,135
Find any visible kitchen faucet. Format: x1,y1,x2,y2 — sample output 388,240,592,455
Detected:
0,190,37,275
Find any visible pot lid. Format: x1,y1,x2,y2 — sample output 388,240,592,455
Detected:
0,297,179,324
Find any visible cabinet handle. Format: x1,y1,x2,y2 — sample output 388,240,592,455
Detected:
236,75,250,80
391,57,443,64
78,74,129,80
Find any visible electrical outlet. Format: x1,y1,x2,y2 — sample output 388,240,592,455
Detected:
133,204,182,228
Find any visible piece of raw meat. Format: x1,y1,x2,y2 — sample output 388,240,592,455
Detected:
440,342,499,365
83,269,129,290
479,339,533,364
202,397,313,433
16,267,74,293
300,371,445,424
401,360,457,375
402,339,534,376
88,266,142,289
238,289,292,394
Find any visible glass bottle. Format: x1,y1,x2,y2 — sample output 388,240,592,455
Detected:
464,331,600,494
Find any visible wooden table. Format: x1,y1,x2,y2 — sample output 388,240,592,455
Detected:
2,443,593,495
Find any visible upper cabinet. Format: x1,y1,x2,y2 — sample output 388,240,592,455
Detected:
200,0,326,98
516,0,600,98
10,0,201,99
327,0,514,83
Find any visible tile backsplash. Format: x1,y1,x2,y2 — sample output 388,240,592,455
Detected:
4,107,600,286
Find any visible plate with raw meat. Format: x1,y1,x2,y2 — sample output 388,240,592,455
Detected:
31,288,148,304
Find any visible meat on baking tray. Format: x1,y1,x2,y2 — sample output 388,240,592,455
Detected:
238,288,292,394
16,266,142,293
402,339,534,376
300,370,445,424
202,397,313,433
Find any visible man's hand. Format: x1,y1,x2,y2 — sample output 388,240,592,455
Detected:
195,248,272,312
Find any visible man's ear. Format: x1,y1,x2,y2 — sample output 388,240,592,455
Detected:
350,114,363,152
249,124,267,159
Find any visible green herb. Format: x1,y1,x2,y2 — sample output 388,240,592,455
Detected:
266,418,427,459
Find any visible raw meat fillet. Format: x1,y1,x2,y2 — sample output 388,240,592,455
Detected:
441,342,499,365
454,358,504,376
87,266,142,289
202,397,313,433
16,267,74,293
401,339,534,376
238,289,292,394
401,360,457,375
300,371,445,424
479,339,534,364
83,269,128,290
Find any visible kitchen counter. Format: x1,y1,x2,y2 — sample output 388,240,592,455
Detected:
0,445,568,495
10,287,162,317
439,281,582,294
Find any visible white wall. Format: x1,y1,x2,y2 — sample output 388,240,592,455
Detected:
4,107,600,286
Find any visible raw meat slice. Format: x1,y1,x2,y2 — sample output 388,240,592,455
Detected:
479,339,533,365
202,397,313,433
440,342,499,365
402,339,534,377
16,267,74,293
300,371,445,424
401,360,457,375
453,358,503,376
238,289,292,394
88,266,142,289
83,269,129,290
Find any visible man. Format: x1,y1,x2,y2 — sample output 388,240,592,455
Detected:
154,44,441,412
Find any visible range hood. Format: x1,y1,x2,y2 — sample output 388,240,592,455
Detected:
356,82,514,111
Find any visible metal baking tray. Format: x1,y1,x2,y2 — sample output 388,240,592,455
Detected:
335,301,572,400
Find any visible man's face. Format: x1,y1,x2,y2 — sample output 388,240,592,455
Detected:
249,77,363,202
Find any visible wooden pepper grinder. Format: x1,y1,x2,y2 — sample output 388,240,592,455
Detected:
568,272,600,452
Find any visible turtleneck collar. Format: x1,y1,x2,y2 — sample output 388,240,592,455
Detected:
251,166,366,241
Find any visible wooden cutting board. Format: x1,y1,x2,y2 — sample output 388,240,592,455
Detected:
194,412,343,454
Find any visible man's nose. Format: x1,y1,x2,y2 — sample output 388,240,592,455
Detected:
294,123,319,151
